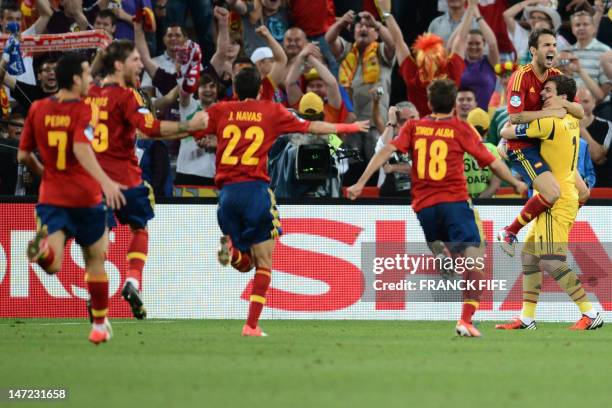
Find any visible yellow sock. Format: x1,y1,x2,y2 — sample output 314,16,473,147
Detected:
521,265,541,320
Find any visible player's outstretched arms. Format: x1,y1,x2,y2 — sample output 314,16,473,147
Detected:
73,142,127,210
489,159,528,195
500,122,518,140
151,111,210,140
509,108,566,124
347,144,397,200
308,120,370,135
17,150,44,176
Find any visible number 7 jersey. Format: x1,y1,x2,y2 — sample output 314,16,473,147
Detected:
391,115,496,212
86,84,162,188
194,100,311,188
18,97,102,207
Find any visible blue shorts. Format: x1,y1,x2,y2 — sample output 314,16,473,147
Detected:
36,203,107,247
508,146,550,187
217,181,282,252
107,182,155,229
416,201,482,253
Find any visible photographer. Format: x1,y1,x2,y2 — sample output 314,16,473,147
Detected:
269,92,348,198
375,102,419,198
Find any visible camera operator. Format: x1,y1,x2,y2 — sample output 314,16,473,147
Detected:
375,102,419,198
269,92,348,198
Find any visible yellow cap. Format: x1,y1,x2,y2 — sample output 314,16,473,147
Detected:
467,107,490,131
299,92,324,115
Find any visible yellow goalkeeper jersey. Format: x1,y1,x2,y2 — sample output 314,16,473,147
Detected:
518,114,579,202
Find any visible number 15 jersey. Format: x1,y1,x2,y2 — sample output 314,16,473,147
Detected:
194,100,311,188
19,97,102,207
391,115,496,212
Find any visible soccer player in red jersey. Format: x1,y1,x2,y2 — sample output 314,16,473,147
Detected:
497,28,589,256
347,79,528,337
86,40,209,319
17,53,126,345
194,67,368,336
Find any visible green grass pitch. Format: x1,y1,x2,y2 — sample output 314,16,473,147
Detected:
1,319,610,408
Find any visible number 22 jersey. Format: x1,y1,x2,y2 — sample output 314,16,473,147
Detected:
391,115,496,212
194,100,311,188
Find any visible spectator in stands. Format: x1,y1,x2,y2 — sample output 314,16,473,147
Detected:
387,1,473,117
140,22,188,98
1,0,53,86
375,102,418,198
0,55,59,116
249,25,288,102
503,0,566,63
455,86,478,121
175,74,219,196
326,10,396,122
98,0,153,41
209,6,245,99
94,8,117,38
570,10,612,119
459,8,500,110
428,0,479,45
283,27,307,67
464,107,501,198
577,87,612,186
555,49,607,103
286,43,345,123
165,0,213,60
236,0,289,58
47,0,94,34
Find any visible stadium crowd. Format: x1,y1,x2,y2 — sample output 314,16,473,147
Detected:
0,0,611,199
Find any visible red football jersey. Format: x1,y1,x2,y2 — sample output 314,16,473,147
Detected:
195,100,310,188
506,63,561,150
399,53,465,117
19,97,102,207
391,115,496,212
86,84,162,188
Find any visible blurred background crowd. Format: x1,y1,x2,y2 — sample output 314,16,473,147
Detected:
0,0,611,200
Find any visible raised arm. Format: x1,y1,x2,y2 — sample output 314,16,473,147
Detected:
256,25,287,86
31,0,53,34
307,54,342,109
0,56,17,90
503,0,544,36
154,86,180,112
226,0,248,15
358,11,396,62
325,10,355,60
450,0,477,59
474,5,500,67
210,6,231,77
134,21,159,78
384,14,411,66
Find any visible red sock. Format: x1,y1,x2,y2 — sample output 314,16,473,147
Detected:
461,302,478,324
231,248,253,272
37,245,55,272
246,267,271,329
506,195,552,235
126,229,148,285
87,274,109,324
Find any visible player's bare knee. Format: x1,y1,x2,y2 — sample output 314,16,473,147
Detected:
534,173,560,203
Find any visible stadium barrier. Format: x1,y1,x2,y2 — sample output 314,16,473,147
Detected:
1,198,611,322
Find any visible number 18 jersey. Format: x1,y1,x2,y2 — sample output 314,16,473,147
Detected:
195,100,311,188
19,97,101,207
391,115,496,212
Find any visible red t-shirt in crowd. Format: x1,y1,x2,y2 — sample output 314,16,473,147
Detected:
399,53,466,117
195,100,311,188
19,97,102,207
290,0,335,36
86,83,162,188
506,63,561,150
391,114,496,212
